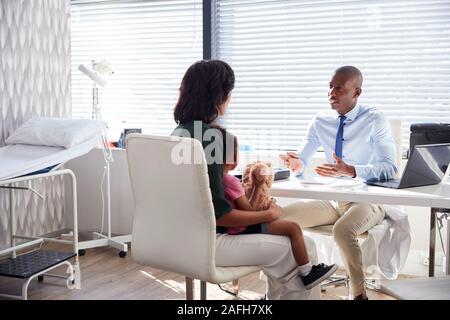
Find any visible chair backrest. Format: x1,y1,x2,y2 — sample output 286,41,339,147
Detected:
389,119,402,178
126,134,217,280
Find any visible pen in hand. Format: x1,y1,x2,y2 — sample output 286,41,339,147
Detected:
286,152,299,159
279,152,302,172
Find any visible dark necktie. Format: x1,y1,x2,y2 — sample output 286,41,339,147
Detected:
335,115,346,159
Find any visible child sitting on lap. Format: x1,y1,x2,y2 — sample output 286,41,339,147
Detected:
212,124,338,290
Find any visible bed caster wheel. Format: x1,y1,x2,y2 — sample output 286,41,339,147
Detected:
78,249,86,256
67,278,76,289
119,251,127,258
38,275,44,282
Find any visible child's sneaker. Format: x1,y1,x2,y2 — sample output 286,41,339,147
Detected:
300,263,338,289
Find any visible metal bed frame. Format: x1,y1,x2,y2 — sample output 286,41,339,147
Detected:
0,169,80,300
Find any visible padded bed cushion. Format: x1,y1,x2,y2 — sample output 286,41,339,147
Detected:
0,137,99,181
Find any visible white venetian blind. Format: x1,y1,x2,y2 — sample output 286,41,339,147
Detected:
71,0,202,140
213,0,450,151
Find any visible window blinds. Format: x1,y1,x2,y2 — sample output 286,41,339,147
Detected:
213,0,450,151
71,0,202,141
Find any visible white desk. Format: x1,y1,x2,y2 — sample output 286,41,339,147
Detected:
270,178,450,299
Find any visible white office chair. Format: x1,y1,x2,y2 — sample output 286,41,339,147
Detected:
126,134,261,300
303,119,408,297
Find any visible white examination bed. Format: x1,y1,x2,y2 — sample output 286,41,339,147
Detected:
0,136,99,181
0,118,105,300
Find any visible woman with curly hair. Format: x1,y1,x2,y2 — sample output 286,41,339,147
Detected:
171,60,328,299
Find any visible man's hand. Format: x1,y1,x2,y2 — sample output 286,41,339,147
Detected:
279,152,303,173
314,153,356,178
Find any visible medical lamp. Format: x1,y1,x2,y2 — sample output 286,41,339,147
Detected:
77,61,128,257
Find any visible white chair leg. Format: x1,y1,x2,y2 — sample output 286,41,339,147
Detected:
200,280,207,300
186,277,194,300
232,279,239,295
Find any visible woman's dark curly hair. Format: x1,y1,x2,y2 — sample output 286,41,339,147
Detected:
174,60,235,124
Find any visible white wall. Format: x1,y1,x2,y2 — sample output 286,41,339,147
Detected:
0,0,71,248
65,148,134,236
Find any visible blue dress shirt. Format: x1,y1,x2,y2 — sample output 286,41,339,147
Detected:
297,105,398,181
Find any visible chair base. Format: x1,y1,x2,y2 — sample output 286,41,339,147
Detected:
185,277,196,300
321,274,349,292
320,273,380,299
185,277,240,300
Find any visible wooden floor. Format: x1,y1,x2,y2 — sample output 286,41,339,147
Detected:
0,245,396,300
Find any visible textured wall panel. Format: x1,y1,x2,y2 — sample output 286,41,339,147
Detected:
0,0,71,247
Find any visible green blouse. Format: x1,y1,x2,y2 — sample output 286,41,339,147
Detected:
172,121,232,231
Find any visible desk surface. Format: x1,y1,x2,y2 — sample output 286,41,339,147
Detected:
271,177,450,299
270,177,450,209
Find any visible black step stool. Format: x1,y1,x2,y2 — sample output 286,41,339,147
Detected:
0,250,76,300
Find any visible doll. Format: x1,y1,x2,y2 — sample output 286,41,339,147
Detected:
242,161,274,211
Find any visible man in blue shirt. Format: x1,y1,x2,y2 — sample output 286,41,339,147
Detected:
280,66,397,300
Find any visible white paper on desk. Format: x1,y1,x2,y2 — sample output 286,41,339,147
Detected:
296,176,365,188
329,178,366,188
296,176,336,185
